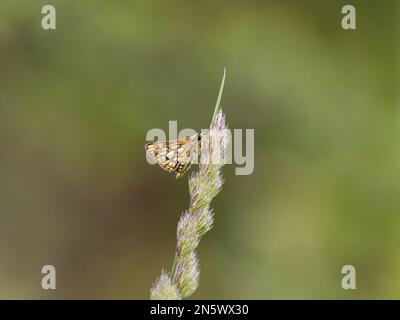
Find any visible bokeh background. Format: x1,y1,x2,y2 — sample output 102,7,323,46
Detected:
0,0,398,299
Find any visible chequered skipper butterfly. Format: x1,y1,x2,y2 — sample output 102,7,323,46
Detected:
145,133,202,179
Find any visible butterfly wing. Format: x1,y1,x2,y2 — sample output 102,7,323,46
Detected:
145,136,197,178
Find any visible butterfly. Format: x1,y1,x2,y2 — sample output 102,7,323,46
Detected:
145,133,202,179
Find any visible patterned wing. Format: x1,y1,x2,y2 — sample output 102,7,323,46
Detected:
145,135,198,178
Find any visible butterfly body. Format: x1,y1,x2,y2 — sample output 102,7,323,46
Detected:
145,134,201,178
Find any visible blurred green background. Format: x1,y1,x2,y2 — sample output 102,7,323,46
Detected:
0,0,398,299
